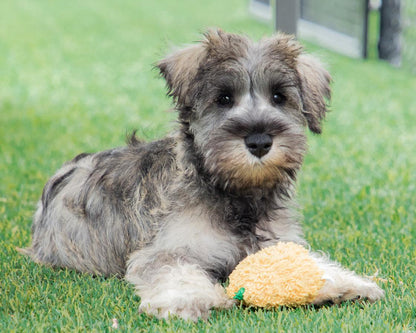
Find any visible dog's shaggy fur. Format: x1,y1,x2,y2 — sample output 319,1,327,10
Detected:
22,30,384,320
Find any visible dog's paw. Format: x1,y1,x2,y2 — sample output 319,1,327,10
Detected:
364,282,385,302
313,275,385,305
139,298,211,321
138,283,235,321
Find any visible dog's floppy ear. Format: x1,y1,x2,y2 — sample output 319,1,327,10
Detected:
296,54,331,134
157,43,206,107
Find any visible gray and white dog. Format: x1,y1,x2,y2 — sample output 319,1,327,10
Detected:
23,30,384,320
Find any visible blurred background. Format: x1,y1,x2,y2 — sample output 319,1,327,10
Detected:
253,0,415,69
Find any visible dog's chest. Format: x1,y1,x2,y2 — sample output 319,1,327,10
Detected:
153,207,252,270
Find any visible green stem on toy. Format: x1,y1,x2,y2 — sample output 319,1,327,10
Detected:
233,287,245,301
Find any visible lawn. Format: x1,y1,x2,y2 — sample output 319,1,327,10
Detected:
1,0,415,332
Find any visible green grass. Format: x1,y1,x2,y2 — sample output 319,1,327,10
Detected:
1,0,415,331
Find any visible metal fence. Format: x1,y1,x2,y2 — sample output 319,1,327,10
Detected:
298,0,369,58
403,0,416,73
249,0,416,70
250,0,369,58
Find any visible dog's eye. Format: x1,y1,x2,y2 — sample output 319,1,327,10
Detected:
216,94,233,107
272,91,286,105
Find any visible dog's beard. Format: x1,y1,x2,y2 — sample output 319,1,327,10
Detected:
200,121,307,191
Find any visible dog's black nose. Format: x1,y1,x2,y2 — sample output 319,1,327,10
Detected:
244,133,273,158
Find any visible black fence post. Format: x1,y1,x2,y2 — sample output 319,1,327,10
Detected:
378,0,402,66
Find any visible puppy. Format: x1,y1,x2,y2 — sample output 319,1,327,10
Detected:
22,30,384,321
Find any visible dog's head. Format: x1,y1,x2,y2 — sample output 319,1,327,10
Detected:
158,30,331,191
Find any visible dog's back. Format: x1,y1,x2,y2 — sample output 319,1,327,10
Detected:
23,136,177,276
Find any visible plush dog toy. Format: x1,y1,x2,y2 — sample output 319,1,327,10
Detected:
226,242,326,307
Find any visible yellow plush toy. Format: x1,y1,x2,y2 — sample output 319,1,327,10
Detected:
226,242,325,307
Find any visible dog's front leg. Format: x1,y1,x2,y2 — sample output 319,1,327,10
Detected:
311,253,385,305
125,248,234,321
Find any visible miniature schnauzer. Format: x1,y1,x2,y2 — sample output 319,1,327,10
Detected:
22,30,384,321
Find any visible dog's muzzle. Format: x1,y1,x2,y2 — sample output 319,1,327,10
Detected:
244,133,273,158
